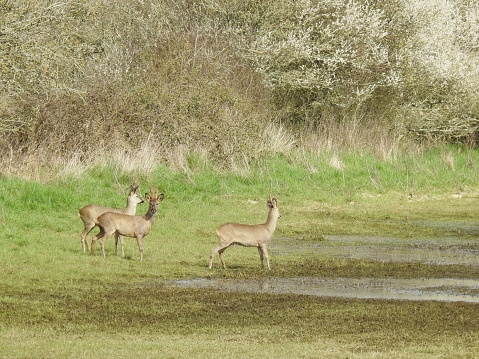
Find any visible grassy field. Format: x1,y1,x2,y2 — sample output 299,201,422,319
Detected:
1,150,479,358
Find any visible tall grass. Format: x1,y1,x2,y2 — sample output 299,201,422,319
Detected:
0,119,418,181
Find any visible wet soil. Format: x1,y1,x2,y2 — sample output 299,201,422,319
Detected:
273,235,479,266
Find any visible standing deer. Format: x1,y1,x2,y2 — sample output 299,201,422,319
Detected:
78,185,143,253
90,187,164,262
209,198,280,270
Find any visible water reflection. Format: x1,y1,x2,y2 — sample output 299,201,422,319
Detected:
170,277,479,303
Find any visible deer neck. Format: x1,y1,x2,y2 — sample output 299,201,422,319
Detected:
125,197,136,211
264,209,278,233
144,210,157,223
136,211,155,236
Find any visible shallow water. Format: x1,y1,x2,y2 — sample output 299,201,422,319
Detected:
170,226,479,302
273,235,479,266
169,277,479,303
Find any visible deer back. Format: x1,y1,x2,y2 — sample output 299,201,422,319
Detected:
217,222,272,246
79,204,126,224
217,198,280,246
79,185,143,222
98,212,151,238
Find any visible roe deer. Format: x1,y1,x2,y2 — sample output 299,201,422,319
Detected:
90,187,164,262
79,185,143,252
209,198,280,270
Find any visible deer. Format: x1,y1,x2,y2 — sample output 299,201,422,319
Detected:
78,184,143,253
90,187,164,262
209,197,280,270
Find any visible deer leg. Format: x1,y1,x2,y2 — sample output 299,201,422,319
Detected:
258,247,264,269
136,236,144,262
90,228,105,256
81,222,95,253
114,234,126,257
209,245,229,269
100,231,113,259
209,246,220,269
114,233,119,256
208,248,216,269
113,234,124,257
120,236,125,258
218,247,228,269
260,245,271,270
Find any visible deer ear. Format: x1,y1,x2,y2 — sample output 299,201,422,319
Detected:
267,200,273,208
158,193,164,201
145,193,151,200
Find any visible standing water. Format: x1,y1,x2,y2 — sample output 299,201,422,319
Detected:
168,230,479,302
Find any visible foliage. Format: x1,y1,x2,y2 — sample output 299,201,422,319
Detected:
245,0,396,123
397,0,479,141
0,0,270,162
0,0,101,96
0,0,102,137
2,0,479,170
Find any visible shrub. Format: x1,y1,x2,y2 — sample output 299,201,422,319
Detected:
244,0,397,124
0,0,271,168
398,0,479,141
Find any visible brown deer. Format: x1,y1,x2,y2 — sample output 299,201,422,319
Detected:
209,198,280,270
90,187,164,262
78,185,143,252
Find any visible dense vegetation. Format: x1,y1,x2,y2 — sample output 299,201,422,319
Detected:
2,0,479,177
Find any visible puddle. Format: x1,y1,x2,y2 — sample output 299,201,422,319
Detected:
272,236,479,266
165,233,479,303
168,277,479,303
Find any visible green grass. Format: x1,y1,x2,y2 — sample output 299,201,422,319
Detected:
1,149,479,358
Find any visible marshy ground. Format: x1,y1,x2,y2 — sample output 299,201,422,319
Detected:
171,233,479,303
1,177,479,358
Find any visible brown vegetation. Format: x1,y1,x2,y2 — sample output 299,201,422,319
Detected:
2,0,479,177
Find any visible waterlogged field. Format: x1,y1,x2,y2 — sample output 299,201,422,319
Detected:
1,155,479,358
174,234,479,302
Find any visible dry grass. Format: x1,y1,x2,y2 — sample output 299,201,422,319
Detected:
261,122,297,154
329,153,346,171
299,117,409,161
0,118,424,181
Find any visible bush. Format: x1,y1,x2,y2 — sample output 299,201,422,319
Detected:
0,0,270,166
398,0,479,141
243,0,397,124
2,0,479,178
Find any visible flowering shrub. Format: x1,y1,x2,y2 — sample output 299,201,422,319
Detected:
247,0,394,121
399,0,479,140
